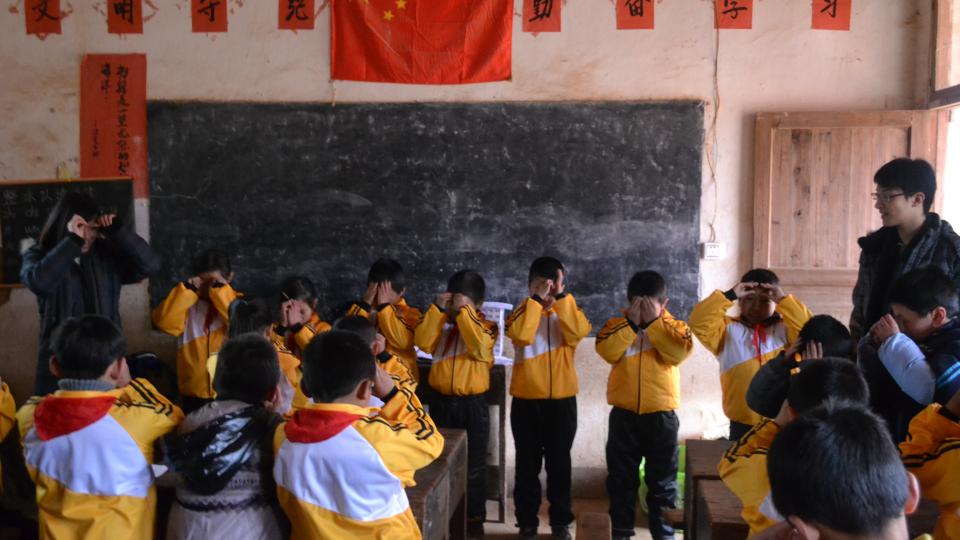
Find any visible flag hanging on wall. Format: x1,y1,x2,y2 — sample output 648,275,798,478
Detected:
25,0,62,35
616,0,654,30
279,0,315,30
715,0,752,29
523,0,560,33
80,55,149,198
331,0,512,84
192,0,228,32
812,0,851,30
108,0,143,34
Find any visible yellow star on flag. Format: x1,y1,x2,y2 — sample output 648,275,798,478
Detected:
395,0,406,9
383,9,394,20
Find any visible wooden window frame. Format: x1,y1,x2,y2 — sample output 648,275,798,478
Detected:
931,0,960,108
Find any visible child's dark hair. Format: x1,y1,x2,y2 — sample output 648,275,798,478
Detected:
798,315,854,359
875,158,936,213
740,268,779,286
51,315,126,379
786,358,869,415
367,258,406,294
528,256,564,284
191,248,232,277
301,330,376,402
448,269,486,305
213,334,280,403
889,266,960,318
332,315,377,346
767,402,907,536
627,271,666,302
280,276,318,308
38,191,101,252
227,298,274,338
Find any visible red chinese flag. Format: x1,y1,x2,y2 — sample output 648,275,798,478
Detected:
616,0,654,30
279,0,315,30
714,0,752,29
192,0,227,33
812,0,851,31
331,0,512,84
25,0,62,35
523,0,560,33
80,55,149,198
108,0,143,34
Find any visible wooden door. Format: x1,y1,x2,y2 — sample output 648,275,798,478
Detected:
753,111,949,322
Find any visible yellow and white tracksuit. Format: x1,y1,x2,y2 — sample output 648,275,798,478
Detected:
347,299,423,381
717,419,782,536
272,312,332,358
16,379,183,539
595,311,693,414
378,352,418,394
152,282,239,399
0,382,15,491
273,387,444,539
505,294,592,399
689,291,811,426
900,404,960,540
206,343,310,411
414,304,497,396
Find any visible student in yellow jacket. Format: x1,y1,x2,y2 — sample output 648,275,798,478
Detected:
272,276,331,358
0,379,15,492
335,315,417,395
273,330,444,540
17,315,183,540
345,258,423,381
152,249,238,412
900,388,960,540
718,358,869,537
596,271,692,540
414,269,496,537
506,257,591,540
689,269,812,440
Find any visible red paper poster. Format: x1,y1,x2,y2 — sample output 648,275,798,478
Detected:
812,0,851,30
523,0,560,33
331,0,512,84
279,0,315,30
25,0,62,35
714,0,752,29
616,0,653,30
192,0,227,32
80,55,149,198
108,0,143,34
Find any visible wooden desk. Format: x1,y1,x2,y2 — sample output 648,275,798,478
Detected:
408,428,468,540
684,439,732,539
695,480,748,540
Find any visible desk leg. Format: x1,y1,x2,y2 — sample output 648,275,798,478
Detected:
449,493,466,540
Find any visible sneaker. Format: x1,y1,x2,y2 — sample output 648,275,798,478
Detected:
551,525,572,540
518,526,538,539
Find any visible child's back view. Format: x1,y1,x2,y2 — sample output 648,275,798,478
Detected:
17,315,183,539
273,330,444,539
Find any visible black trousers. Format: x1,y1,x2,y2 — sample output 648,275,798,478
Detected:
729,421,753,442
606,407,679,539
511,396,577,529
430,394,489,522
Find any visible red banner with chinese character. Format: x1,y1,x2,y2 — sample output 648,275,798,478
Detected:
812,0,851,30
279,0,315,30
192,0,228,32
108,0,143,33
80,55,149,198
715,0,752,29
331,0,512,84
25,0,61,35
616,0,654,30
523,0,560,33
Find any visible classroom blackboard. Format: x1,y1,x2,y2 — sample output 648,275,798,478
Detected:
148,101,703,328
0,178,134,286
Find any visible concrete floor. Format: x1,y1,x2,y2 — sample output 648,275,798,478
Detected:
481,498,655,539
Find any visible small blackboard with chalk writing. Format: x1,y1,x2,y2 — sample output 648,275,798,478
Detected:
147,101,704,327
0,178,134,287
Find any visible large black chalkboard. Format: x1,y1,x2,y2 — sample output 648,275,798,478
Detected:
0,178,134,286
148,101,703,328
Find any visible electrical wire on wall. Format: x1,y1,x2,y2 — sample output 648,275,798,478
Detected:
705,24,721,244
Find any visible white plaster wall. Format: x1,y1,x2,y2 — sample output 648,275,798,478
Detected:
0,0,930,479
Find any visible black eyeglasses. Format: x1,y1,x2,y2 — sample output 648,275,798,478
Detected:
870,192,907,204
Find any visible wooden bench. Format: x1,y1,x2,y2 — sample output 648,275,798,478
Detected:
408,428,468,540
684,438,732,539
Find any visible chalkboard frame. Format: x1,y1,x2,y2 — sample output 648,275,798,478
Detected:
0,176,135,288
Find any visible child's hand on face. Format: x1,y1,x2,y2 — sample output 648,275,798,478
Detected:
451,293,474,313
375,282,400,306
801,341,824,361
869,314,900,346
530,277,553,300
436,292,453,311
372,365,396,399
625,297,645,326
550,269,566,297
757,283,786,303
639,297,667,325
773,399,794,428
362,282,378,306
733,281,758,299
296,300,313,323
281,300,305,327
208,270,231,287
187,275,205,291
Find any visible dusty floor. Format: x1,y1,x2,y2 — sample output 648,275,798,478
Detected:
481,498,656,539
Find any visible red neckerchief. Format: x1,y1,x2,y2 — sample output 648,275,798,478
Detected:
752,324,767,364
34,395,116,441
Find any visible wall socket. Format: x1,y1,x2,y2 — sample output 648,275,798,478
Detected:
700,241,724,260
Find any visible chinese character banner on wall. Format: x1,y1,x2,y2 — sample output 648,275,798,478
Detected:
524,0,560,33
